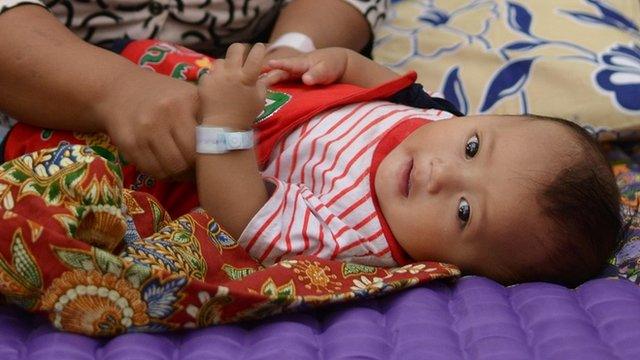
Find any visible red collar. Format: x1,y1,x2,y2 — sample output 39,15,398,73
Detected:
369,119,430,265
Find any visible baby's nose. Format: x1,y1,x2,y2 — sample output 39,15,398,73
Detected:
426,157,459,194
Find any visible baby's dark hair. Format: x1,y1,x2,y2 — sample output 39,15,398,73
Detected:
498,114,624,287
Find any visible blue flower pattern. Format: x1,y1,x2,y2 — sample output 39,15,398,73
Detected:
377,0,499,67
596,44,640,111
383,0,639,114
142,277,187,319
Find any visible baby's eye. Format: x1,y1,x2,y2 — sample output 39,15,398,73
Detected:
457,198,471,227
465,133,480,158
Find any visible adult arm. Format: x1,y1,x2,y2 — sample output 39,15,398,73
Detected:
269,0,372,52
0,5,198,178
265,0,382,60
0,5,128,132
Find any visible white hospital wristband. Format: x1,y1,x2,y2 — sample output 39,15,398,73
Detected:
196,126,254,154
267,32,316,54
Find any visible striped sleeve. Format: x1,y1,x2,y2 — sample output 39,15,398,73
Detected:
0,0,45,15
239,176,395,267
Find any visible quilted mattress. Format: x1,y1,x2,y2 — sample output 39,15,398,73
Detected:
2,276,639,360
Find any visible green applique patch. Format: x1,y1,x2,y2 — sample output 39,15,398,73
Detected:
255,90,291,123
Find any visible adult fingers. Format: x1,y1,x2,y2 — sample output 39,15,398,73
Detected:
171,169,196,182
107,126,146,171
128,143,167,180
243,43,266,80
171,119,197,168
110,123,167,179
225,43,249,68
149,133,190,177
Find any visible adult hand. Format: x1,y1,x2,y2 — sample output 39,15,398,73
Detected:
95,69,199,180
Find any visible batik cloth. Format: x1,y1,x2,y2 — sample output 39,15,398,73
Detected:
0,39,459,337
5,39,461,267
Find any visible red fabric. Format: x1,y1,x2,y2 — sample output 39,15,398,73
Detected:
3,125,200,218
252,72,418,167
4,40,416,217
0,143,457,336
0,40,459,337
369,119,430,265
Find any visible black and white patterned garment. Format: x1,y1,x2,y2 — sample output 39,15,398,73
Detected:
0,0,387,141
0,0,388,53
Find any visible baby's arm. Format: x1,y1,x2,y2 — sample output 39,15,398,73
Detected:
196,43,273,239
264,48,400,88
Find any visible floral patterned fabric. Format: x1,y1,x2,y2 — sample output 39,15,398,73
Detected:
0,40,459,337
374,0,640,137
0,140,458,338
608,144,640,283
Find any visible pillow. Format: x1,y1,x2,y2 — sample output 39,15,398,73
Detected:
374,0,640,137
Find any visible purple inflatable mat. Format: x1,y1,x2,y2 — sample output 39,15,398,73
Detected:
1,276,639,360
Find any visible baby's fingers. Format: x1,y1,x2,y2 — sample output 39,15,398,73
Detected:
243,43,266,81
259,69,291,87
225,43,248,68
198,59,224,87
266,57,311,77
301,61,339,85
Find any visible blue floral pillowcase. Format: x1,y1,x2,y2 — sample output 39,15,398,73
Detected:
375,0,639,135
374,0,640,283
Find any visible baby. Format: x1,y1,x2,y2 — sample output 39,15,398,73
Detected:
195,43,622,287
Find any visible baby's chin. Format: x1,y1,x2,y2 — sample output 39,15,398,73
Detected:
375,152,405,201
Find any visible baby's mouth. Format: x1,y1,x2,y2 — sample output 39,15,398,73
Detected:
401,158,413,198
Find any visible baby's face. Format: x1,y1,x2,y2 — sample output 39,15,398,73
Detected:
374,115,576,276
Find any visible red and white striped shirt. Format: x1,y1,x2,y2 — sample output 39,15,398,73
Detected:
240,100,454,266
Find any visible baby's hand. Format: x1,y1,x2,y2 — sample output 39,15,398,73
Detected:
263,48,351,86
198,43,271,129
